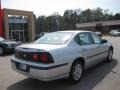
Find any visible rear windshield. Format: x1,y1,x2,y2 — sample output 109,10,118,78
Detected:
34,32,73,45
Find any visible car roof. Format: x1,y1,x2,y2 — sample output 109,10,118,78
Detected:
56,30,92,34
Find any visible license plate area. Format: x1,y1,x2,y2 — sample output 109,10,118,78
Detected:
16,62,29,72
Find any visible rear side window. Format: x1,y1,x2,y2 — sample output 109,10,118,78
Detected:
75,33,94,45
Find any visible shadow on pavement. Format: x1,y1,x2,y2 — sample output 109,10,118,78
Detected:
7,59,118,90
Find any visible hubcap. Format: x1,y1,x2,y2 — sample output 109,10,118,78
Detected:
0,47,3,55
73,64,82,81
108,50,113,61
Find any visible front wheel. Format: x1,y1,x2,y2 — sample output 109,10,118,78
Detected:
106,48,113,62
69,61,83,83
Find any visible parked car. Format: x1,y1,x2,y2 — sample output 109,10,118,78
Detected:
11,30,113,83
35,32,50,40
109,30,120,36
95,31,102,37
0,36,21,55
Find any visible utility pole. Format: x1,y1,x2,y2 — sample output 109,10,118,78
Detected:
56,12,59,31
92,10,95,22
92,14,95,22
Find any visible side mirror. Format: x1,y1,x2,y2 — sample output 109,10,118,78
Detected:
101,39,108,44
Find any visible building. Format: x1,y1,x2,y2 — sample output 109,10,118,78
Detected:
76,20,120,34
0,3,3,37
1,8,35,42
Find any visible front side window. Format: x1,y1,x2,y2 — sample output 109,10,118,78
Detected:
77,33,93,45
91,33,102,44
34,32,74,45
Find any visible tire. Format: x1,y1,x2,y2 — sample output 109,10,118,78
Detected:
69,61,83,83
106,48,113,62
0,46,4,55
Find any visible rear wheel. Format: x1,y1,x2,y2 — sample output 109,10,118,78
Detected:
0,46,4,55
69,61,83,83
106,48,113,62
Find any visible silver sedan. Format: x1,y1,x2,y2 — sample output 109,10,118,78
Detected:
11,30,113,83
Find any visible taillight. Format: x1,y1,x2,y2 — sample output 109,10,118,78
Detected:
16,52,19,56
32,53,39,61
40,53,48,62
32,52,54,63
15,51,19,57
15,50,54,64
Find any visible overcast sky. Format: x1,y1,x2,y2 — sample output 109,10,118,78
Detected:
1,0,120,16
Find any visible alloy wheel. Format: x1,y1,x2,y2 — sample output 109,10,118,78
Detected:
69,61,83,83
73,64,82,81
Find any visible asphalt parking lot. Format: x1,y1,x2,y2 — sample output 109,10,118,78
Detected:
0,36,120,90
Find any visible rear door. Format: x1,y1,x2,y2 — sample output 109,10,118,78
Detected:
77,32,100,68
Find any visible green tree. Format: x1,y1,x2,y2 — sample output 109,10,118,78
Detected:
36,16,45,34
114,13,120,20
63,10,77,29
35,7,120,33
92,7,104,21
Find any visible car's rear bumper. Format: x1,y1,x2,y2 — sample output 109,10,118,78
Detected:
11,57,69,81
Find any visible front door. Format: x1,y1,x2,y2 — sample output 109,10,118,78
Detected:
90,33,109,61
